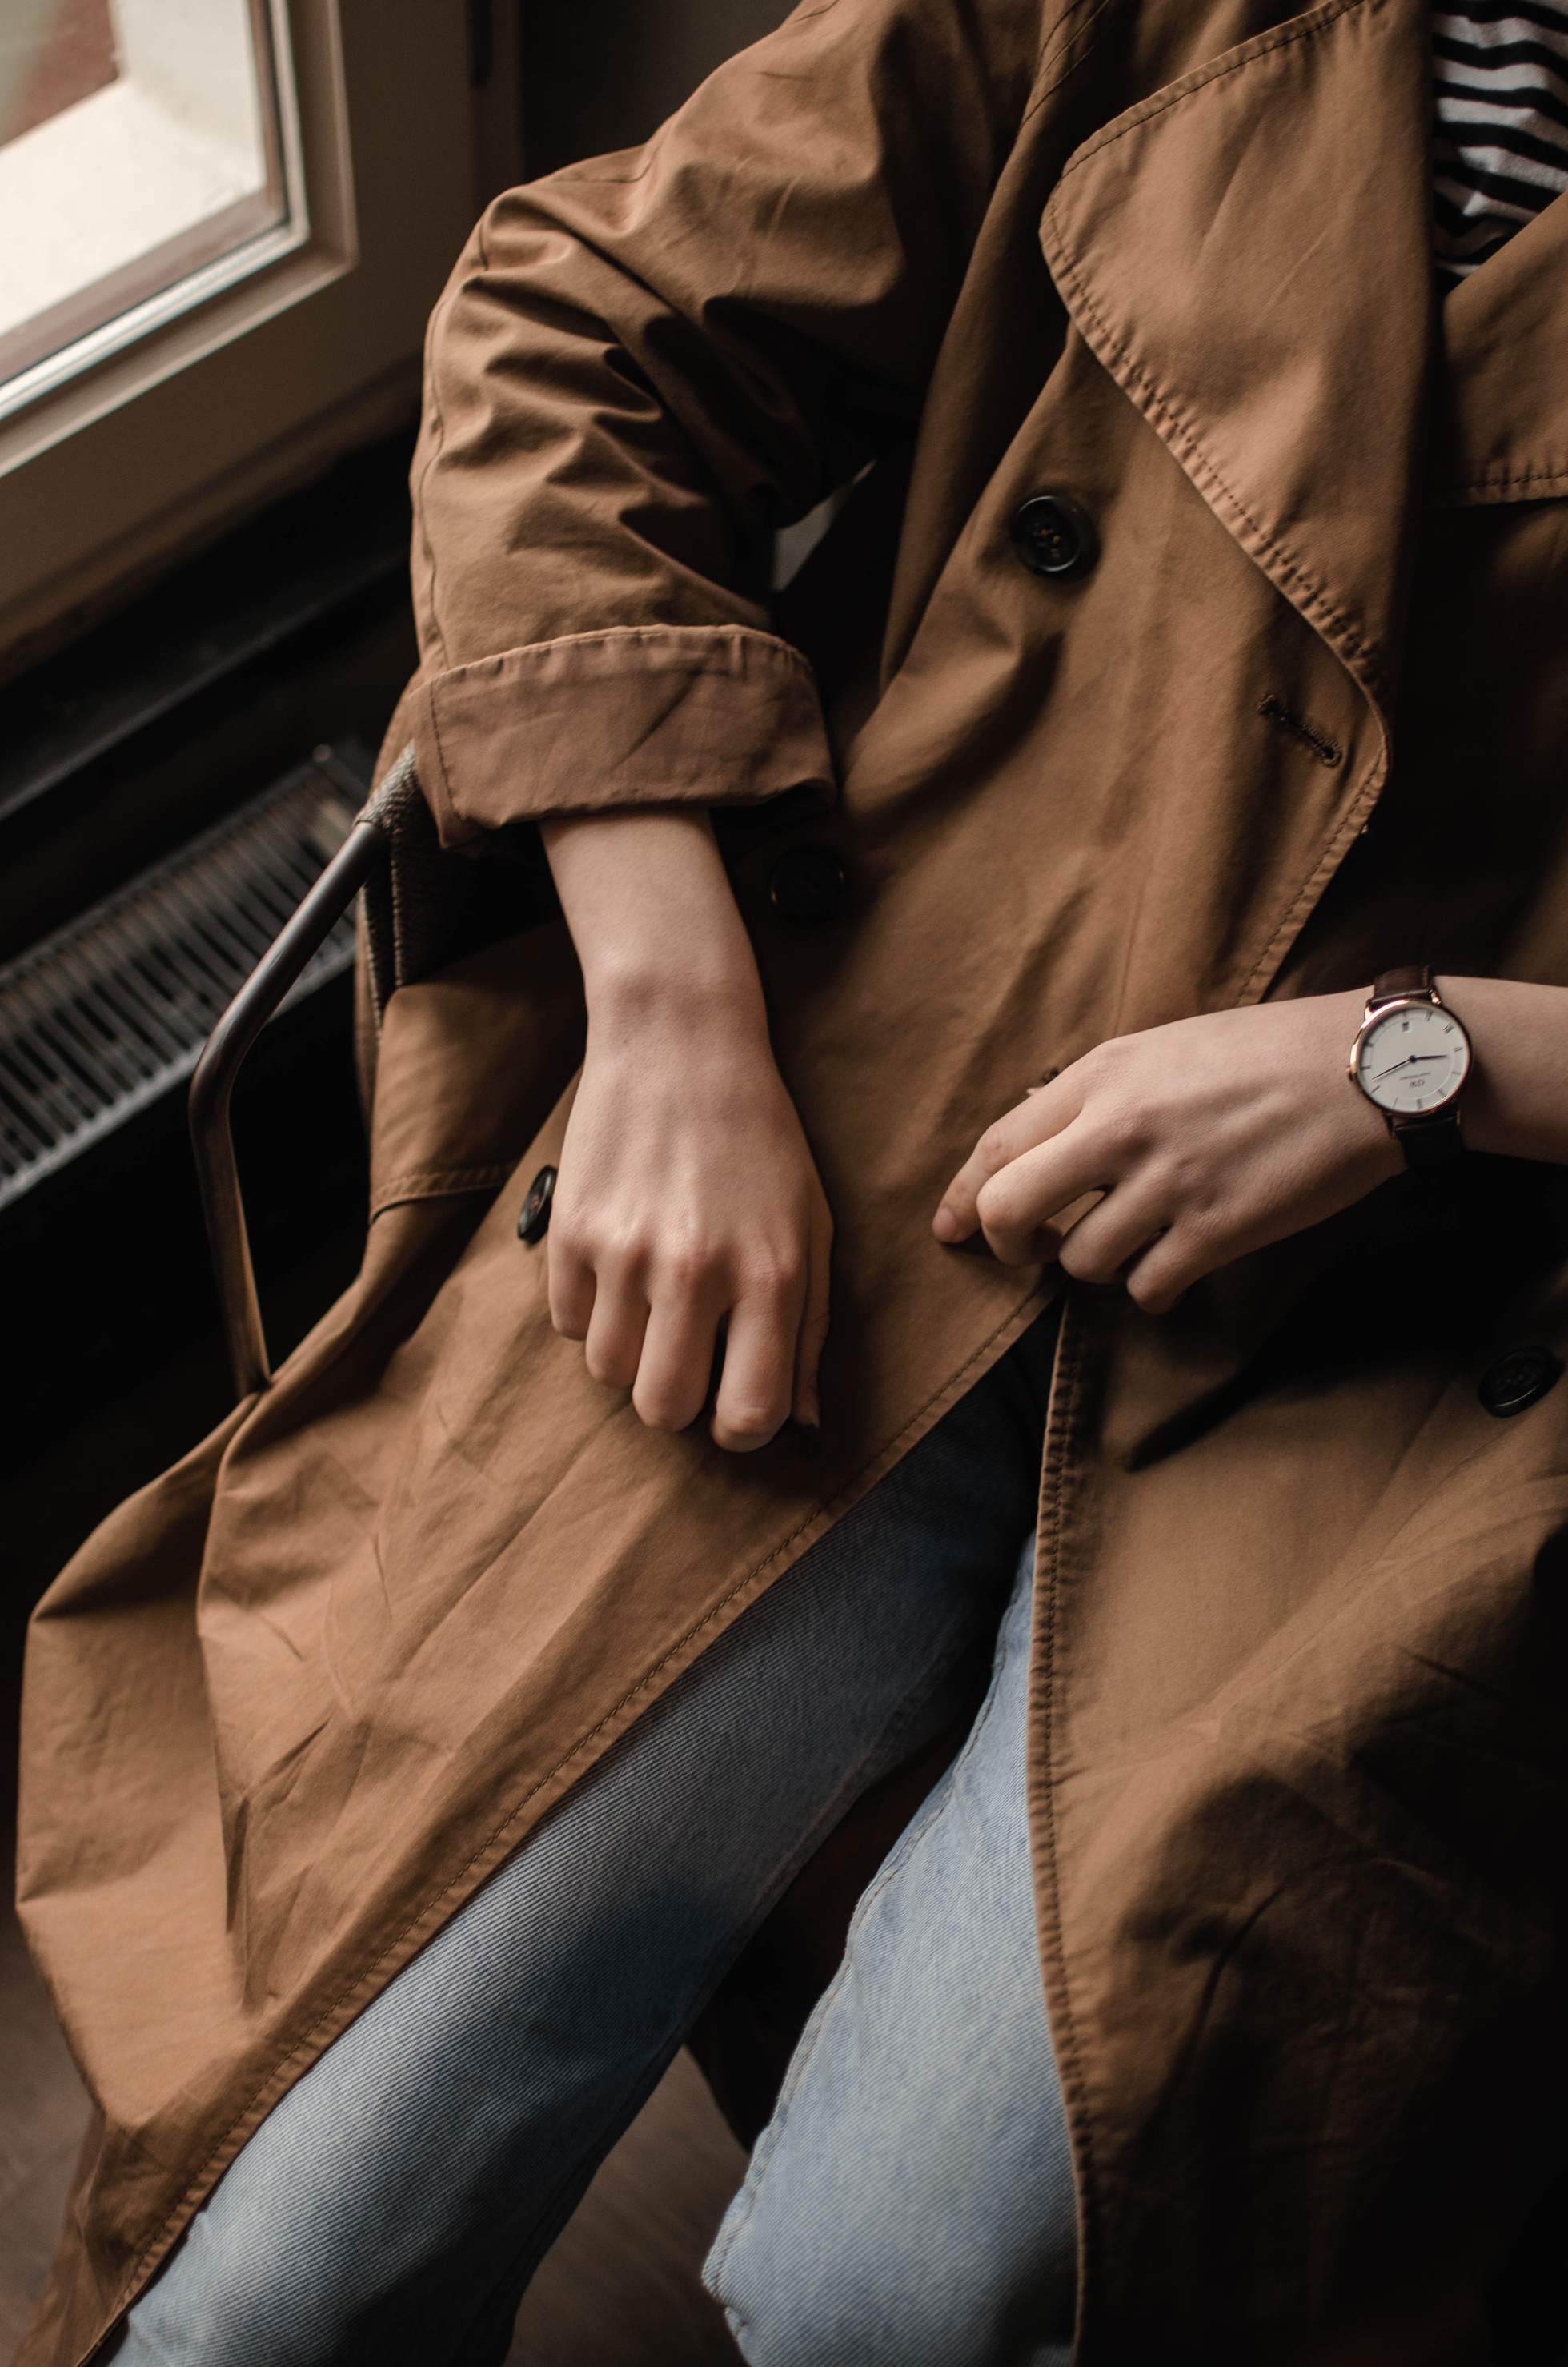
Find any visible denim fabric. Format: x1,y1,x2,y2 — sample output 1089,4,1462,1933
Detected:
704,1537,1077,2367
118,1312,1069,2367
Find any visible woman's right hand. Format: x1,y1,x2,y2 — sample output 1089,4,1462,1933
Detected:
540,808,832,1451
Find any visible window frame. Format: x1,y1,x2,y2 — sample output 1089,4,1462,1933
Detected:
0,0,480,676
0,0,302,405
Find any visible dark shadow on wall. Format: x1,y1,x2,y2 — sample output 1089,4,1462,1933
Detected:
523,0,797,174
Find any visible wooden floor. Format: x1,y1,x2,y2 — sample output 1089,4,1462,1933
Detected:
1,1807,745,2365
505,2054,745,2365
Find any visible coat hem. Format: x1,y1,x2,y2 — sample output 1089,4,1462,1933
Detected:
64,1279,1057,2367
1026,1287,1101,2367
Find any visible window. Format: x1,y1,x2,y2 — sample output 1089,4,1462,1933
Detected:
0,0,488,674
0,1,300,408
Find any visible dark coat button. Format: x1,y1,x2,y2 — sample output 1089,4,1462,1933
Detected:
518,1165,558,1245
768,846,847,925
1009,492,1098,578
1478,1344,1562,1418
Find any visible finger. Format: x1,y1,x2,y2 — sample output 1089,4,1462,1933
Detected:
582,1272,650,1390
633,1294,724,1432
1122,1226,1210,1315
973,1130,1113,1265
792,1198,833,1428
1055,1181,1169,1286
547,1221,597,1341
933,1073,1082,1243
712,1263,802,1452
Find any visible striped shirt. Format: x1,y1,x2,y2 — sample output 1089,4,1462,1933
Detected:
1434,3,1568,285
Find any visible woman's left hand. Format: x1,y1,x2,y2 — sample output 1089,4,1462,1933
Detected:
933,989,1404,1311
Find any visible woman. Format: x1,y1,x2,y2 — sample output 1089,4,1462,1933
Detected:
18,0,1568,2358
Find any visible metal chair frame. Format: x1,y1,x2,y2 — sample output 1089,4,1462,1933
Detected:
186,459,910,1404
188,784,388,1402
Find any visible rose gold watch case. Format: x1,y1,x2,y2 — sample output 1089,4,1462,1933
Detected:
1346,989,1474,1118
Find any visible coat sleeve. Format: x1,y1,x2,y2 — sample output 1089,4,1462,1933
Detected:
406,0,1048,844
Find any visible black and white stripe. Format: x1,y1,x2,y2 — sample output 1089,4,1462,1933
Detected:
1433,2,1568,285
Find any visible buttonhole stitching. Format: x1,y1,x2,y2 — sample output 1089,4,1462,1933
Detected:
1257,694,1341,768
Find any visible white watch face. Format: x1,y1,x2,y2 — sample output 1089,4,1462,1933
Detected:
1356,1001,1471,1116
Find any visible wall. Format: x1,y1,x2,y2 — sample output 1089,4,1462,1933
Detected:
523,0,795,175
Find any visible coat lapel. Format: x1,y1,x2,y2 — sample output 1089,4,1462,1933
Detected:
1038,0,1434,726
1433,191,1568,503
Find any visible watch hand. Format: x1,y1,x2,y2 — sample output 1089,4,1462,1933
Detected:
1371,1056,1415,1081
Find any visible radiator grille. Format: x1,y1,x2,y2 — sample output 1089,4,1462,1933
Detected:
0,757,362,1214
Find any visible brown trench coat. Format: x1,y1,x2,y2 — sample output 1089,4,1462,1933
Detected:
18,0,1568,2357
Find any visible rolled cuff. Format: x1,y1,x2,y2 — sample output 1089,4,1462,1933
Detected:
411,624,836,845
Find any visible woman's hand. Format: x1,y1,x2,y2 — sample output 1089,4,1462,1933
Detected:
933,991,1402,1311
542,808,831,1450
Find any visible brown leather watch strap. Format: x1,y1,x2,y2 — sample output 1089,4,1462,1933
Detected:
1369,964,1432,1004
1394,1111,1466,1171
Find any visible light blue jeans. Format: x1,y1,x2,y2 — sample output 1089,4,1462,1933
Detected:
119,1314,1076,2367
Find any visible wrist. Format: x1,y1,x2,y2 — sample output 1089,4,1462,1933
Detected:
1431,976,1568,1161
584,949,770,1048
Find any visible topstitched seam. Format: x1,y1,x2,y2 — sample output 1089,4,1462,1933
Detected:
110,1284,1049,2317
1046,242,1385,686
1049,0,1363,184
430,622,818,680
1435,464,1568,498
1033,1297,1101,2362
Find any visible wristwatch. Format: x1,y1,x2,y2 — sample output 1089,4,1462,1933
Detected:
1349,966,1472,1171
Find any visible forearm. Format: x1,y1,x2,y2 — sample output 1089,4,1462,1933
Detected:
1437,977,1568,1162
540,808,768,1041
936,970,1568,1313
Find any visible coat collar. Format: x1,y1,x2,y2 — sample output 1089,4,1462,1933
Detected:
1039,0,1434,727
